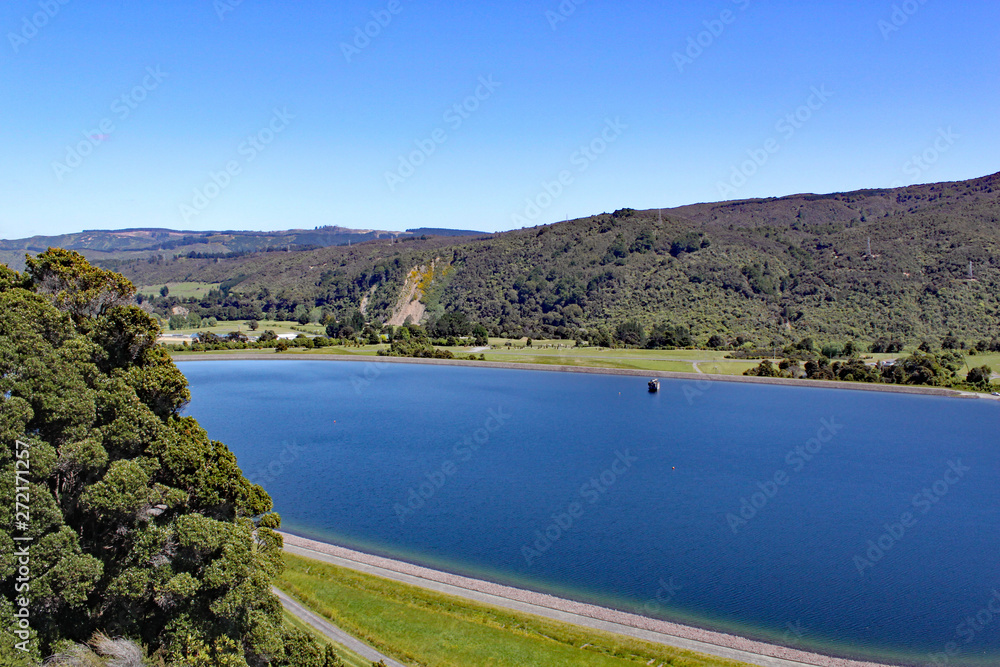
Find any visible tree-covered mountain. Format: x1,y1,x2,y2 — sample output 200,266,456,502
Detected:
0,226,487,273
59,173,1000,346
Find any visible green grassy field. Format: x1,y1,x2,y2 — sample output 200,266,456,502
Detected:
277,553,748,667
159,319,326,337
692,361,760,376
480,352,695,373
166,344,759,375
169,345,377,357
964,352,1000,373
477,345,765,375
486,341,729,360
138,281,219,299
165,340,998,385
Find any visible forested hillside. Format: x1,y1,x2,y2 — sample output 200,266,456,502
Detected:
0,226,486,272
106,173,1000,345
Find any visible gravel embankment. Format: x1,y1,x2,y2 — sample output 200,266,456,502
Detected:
280,532,900,667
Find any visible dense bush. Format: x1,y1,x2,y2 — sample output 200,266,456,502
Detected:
967,365,993,387
743,349,981,390
0,251,335,665
377,338,454,359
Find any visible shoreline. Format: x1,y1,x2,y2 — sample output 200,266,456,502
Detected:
173,351,994,401
278,531,901,667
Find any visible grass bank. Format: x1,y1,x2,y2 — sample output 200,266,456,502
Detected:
167,344,759,375
168,344,998,393
277,552,749,667
159,318,326,337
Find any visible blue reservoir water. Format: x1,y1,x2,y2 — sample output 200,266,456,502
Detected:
180,360,1000,666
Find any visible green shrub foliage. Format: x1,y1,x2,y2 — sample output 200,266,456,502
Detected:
0,251,330,665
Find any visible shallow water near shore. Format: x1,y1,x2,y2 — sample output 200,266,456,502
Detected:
181,359,1000,665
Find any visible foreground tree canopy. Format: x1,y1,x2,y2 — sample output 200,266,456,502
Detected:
0,250,339,665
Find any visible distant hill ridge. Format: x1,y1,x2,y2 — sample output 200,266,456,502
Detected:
0,224,487,271
6,172,1000,343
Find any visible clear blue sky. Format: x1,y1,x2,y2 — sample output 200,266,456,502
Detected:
1,0,997,238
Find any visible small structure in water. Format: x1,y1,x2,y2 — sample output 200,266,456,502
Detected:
648,378,660,393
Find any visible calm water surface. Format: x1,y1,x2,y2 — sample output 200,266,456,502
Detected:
180,360,1000,666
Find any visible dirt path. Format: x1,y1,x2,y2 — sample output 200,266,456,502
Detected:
280,532,894,667
273,586,406,666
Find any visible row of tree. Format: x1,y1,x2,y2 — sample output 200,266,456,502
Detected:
745,350,993,390
152,287,1000,357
